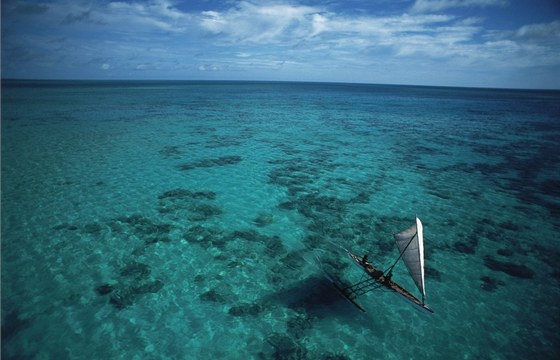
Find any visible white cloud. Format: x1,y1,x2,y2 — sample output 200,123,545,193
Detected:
200,2,320,43
2,0,559,87
411,0,508,13
311,13,329,37
516,20,560,40
197,1,462,55
105,0,194,32
198,64,220,71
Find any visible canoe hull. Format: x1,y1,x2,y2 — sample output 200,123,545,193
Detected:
347,252,434,314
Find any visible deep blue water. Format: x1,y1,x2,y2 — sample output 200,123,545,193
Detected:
2,80,560,359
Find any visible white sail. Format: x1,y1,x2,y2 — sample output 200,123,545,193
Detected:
393,217,425,299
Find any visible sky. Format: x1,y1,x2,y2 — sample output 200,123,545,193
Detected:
2,0,560,88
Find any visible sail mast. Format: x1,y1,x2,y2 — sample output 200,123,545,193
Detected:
416,217,425,302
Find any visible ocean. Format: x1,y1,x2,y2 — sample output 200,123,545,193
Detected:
2,80,559,359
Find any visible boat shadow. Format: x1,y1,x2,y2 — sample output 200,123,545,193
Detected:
262,275,362,319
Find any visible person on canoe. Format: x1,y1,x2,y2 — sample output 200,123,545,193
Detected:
361,254,369,264
362,254,386,280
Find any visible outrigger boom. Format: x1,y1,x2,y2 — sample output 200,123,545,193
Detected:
333,217,434,314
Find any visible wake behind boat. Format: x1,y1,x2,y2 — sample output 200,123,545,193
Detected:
332,217,433,313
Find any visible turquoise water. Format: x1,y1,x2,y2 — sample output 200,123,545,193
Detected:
2,80,559,359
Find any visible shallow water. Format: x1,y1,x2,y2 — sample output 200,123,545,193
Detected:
2,80,559,359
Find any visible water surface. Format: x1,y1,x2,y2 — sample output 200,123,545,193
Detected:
2,80,559,359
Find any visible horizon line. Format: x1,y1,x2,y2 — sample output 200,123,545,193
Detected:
2,78,559,92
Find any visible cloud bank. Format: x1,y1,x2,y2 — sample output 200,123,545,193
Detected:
2,0,559,88
411,0,508,13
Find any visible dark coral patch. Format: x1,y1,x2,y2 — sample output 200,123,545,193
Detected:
225,229,287,256
120,262,151,279
145,236,171,245
287,312,313,339
134,279,164,294
158,189,216,200
159,145,182,159
188,203,223,221
480,276,505,292
96,284,115,295
483,256,535,279
52,223,78,231
184,225,221,242
226,261,239,268
280,251,306,270
266,332,307,360
539,179,560,196
265,236,285,254
542,200,560,217
131,245,148,256
178,155,242,171
496,248,514,257
267,163,314,188
254,213,274,227
351,191,370,204
228,302,264,316
425,266,442,281
1,310,32,341
445,219,458,227
184,225,225,250
205,135,243,149
226,229,268,242
452,241,476,254
83,222,104,235
452,233,479,255
199,289,227,303
109,288,136,309
499,221,519,231
322,353,350,360
278,201,296,211
158,188,222,221
427,190,452,200
108,279,163,309
112,215,172,236
132,236,172,256
298,194,346,214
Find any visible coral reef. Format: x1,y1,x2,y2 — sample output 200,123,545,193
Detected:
228,302,264,316
253,213,274,227
178,155,242,171
96,262,164,309
480,276,505,292
158,188,222,221
483,256,535,279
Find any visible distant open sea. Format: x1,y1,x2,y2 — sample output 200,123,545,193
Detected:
2,80,560,359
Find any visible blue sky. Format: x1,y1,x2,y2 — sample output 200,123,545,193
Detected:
2,0,559,88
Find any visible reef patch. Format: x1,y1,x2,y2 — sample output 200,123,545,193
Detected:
483,256,535,279
158,188,223,221
480,275,505,292
96,261,164,309
178,155,242,171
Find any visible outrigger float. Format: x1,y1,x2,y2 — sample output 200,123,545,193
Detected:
332,217,433,313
